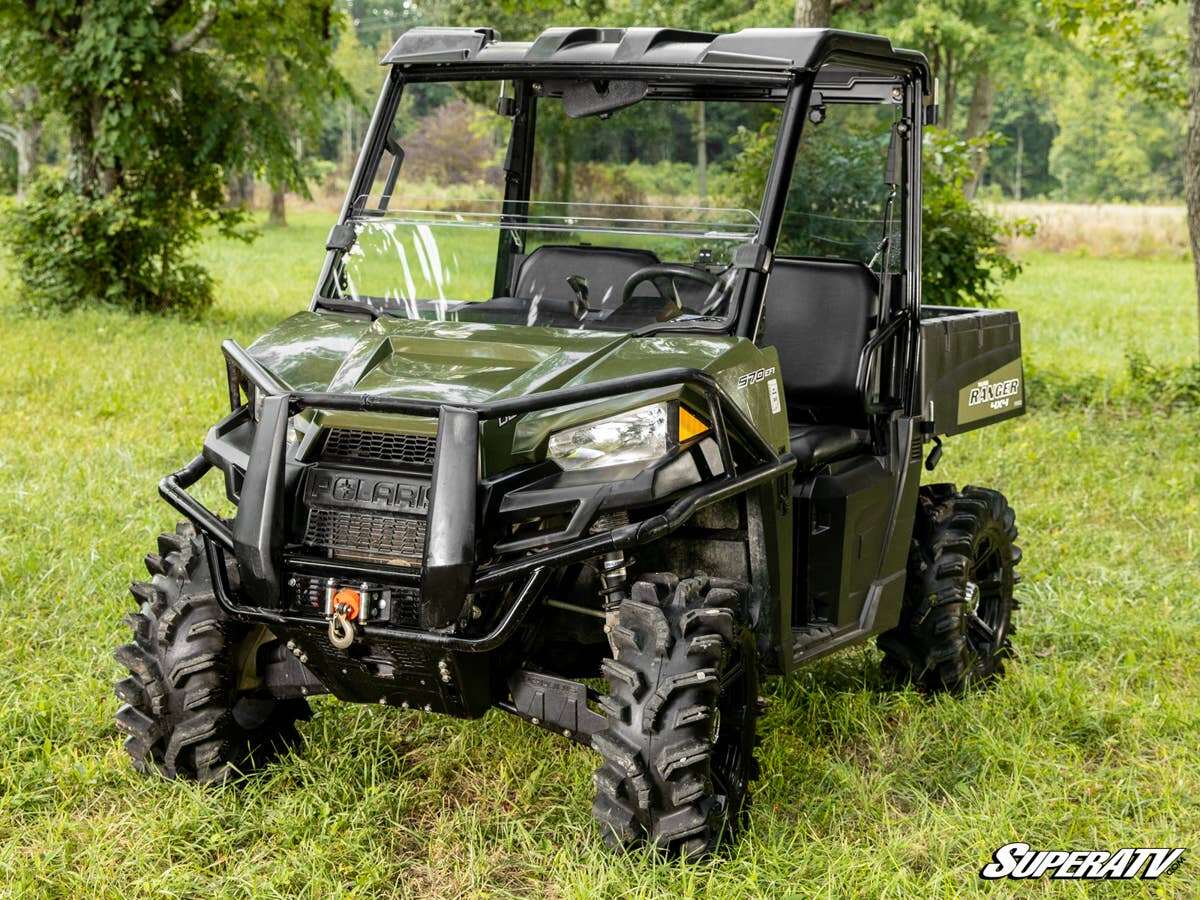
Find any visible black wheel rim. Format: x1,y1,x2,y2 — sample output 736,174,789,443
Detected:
964,531,1010,671
709,634,756,824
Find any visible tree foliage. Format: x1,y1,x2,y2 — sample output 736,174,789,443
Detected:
1049,61,1186,202
1046,0,1197,357
0,0,345,313
1048,0,1188,107
922,128,1030,306
729,116,1027,307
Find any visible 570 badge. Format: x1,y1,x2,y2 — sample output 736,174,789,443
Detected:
736,365,776,389
737,366,782,415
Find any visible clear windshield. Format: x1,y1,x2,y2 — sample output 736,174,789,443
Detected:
326,82,781,332
334,201,759,328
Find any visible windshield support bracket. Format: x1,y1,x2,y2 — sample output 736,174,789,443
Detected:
325,223,356,253
733,241,773,274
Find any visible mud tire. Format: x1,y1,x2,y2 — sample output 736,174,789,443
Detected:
592,573,760,858
878,484,1022,692
114,522,310,782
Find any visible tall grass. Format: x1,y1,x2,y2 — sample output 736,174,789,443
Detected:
996,202,1190,259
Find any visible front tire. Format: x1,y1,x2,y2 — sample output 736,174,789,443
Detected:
114,522,310,782
878,484,1022,692
592,573,760,858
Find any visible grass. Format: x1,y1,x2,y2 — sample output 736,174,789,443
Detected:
1007,252,1198,379
0,212,1197,897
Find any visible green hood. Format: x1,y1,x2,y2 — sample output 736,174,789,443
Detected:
247,311,786,462
249,312,621,399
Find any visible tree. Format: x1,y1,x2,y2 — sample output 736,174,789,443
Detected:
727,115,1027,307
1048,0,1196,357
794,0,832,27
846,0,1066,198
984,88,1060,200
0,85,41,197
0,0,345,312
1049,62,1183,202
1191,0,1199,357
330,26,383,174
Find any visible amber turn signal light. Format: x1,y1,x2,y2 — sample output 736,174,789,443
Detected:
678,407,709,442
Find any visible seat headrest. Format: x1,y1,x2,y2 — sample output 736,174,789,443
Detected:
513,245,660,306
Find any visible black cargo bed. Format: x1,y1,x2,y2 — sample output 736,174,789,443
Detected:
920,306,1024,436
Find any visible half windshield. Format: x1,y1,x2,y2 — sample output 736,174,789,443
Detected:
334,201,760,328
325,80,782,332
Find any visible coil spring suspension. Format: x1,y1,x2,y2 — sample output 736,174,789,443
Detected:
592,513,631,651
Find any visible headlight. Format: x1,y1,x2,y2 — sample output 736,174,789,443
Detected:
547,402,709,471
548,403,670,470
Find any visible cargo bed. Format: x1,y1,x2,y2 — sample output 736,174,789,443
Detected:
920,306,1024,436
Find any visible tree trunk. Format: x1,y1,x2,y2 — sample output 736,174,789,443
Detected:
70,120,98,195
269,185,287,226
1014,124,1023,202
225,171,254,208
561,130,573,206
344,101,355,174
17,123,40,194
70,97,124,197
793,0,832,28
963,69,995,198
8,85,42,196
696,102,708,205
941,48,957,133
1189,0,1200,358
0,125,27,196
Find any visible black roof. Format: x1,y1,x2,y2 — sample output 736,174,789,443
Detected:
383,26,931,90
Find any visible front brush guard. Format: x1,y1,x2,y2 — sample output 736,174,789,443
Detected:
159,340,795,648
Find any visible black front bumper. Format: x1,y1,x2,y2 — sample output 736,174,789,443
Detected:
160,340,794,709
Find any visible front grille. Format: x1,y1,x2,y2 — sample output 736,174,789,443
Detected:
322,428,437,468
303,507,427,563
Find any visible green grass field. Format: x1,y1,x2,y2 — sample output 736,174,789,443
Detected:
0,213,1197,897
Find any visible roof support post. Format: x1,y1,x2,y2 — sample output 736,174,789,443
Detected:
492,80,538,298
737,76,814,340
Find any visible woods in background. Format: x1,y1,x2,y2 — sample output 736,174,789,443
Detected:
0,0,1195,326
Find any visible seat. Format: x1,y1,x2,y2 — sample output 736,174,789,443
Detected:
513,245,660,308
760,257,879,426
788,423,870,468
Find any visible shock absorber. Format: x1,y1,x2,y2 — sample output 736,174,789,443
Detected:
592,513,630,652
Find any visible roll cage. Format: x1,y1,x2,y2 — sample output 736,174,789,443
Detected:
311,27,933,357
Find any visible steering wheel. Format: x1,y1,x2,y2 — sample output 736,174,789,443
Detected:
619,264,720,322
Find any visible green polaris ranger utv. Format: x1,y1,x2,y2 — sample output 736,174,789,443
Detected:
115,26,1025,857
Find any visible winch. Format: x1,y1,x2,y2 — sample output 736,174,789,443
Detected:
324,579,377,649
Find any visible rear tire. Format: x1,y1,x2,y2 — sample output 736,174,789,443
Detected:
592,573,760,859
878,484,1021,692
114,522,310,782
